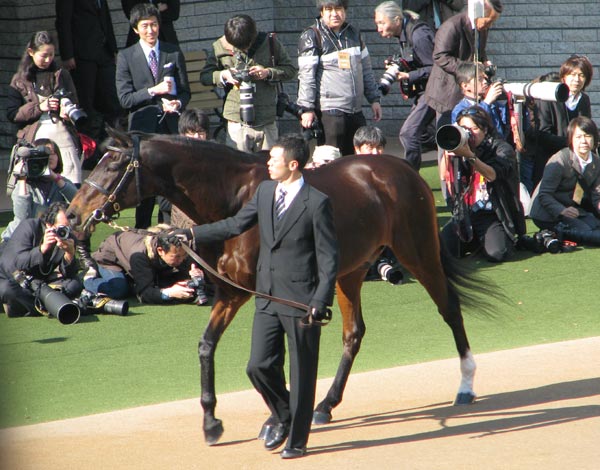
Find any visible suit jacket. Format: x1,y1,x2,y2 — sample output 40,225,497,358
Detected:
122,0,180,47
116,40,190,134
0,218,79,283
530,148,600,223
190,180,339,317
55,0,117,62
423,12,488,114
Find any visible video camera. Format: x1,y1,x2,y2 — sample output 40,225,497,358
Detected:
13,271,81,325
14,143,52,178
276,92,324,142
52,88,88,127
378,55,423,98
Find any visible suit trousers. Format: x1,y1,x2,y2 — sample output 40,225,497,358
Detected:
321,110,366,157
399,96,436,171
246,309,321,449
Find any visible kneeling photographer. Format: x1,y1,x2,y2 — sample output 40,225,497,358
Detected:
200,14,297,153
0,201,82,320
84,228,209,306
529,116,600,247
439,106,526,262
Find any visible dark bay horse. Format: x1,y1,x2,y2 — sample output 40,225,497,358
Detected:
67,128,489,445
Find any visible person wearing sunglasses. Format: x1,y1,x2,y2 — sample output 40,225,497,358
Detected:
441,106,526,262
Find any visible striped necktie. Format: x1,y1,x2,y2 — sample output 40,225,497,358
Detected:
275,188,287,220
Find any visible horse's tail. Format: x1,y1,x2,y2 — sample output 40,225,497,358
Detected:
439,237,508,317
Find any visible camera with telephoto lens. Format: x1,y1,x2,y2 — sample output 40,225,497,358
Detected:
378,55,416,96
187,275,209,306
78,290,129,316
231,55,256,124
52,88,88,126
51,224,71,240
276,92,324,142
376,257,404,285
517,230,561,254
13,270,81,324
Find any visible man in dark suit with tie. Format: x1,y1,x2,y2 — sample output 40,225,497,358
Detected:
176,134,338,459
116,2,190,228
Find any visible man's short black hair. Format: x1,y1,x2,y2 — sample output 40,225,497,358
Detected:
130,3,161,30
41,201,68,226
353,126,387,149
178,108,210,136
568,116,599,152
224,15,258,51
275,134,310,169
317,0,349,10
486,0,503,14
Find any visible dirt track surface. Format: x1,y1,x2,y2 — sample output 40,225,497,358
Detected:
1,337,599,470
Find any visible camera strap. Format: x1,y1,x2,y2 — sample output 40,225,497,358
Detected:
267,32,284,94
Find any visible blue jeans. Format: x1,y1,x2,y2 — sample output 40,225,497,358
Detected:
83,266,130,299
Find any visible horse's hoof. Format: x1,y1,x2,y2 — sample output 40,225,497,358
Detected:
312,410,332,425
454,392,476,405
204,419,224,446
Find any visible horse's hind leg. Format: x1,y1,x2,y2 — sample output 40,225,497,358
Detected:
403,252,476,405
313,269,366,425
200,292,251,445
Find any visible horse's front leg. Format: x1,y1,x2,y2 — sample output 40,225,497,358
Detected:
200,292,251,445
313,270,366,425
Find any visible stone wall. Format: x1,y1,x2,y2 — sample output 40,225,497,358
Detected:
1,0,599,168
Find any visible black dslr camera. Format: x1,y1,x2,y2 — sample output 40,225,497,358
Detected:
517,230,561,254
78,290,129,316
276,92,324,142
379,55,422,98
232,53,256,125
187,275,209,306
52,88,88,127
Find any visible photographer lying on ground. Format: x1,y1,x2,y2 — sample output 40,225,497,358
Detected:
0,201,82,318
440,106,526,262
529,116,600,246
83,227,209,306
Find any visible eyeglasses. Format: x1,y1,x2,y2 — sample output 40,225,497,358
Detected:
457,108,480,119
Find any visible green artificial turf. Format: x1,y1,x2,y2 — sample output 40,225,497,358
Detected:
1,163,598,428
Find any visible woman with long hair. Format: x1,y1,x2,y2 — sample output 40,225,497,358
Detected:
6,31,83,186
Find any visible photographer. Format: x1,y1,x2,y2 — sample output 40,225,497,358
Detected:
297,0,382,157
0,202,82,318
7,31,84,186
2,139,77,243
529,117,600,246
201,14,297,153
84,228,208,305
440,106,525,262
374,1,436,170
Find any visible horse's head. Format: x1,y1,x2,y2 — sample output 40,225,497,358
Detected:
67,126,146,236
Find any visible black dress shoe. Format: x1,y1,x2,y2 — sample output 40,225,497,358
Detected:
281,447,307,459
264,423,289,450
257,422,273,440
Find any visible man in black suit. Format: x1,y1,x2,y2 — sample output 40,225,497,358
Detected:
116,2,190,228
55,0,122,140
177,134,338,459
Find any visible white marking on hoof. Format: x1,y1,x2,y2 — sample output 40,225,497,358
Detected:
458,349,476,395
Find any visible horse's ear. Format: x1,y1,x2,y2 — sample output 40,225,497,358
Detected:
106,125,133,148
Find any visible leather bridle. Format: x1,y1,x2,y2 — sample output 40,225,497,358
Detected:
80,135,143,233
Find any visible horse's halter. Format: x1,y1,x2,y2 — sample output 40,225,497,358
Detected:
81,134,143,233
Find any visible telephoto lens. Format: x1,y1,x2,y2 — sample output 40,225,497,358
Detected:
376,258,404,285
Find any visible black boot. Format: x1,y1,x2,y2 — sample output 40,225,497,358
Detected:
76,238,99,280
